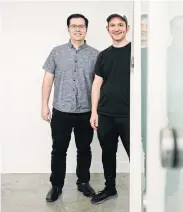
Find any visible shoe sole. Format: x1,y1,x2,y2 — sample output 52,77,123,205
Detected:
77,188,95,197
46,192,62,202
46,199,55,203
91,194,118,205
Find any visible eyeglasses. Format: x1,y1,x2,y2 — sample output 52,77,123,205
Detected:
69,24,86,30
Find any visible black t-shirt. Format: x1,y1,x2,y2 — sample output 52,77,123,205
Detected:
95,42,131,117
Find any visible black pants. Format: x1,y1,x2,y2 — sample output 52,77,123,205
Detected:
50,108,93,188
97,114,130,190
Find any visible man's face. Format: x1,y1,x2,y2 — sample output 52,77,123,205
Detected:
107,17,129,42
141,18,148,42
68,18,87,42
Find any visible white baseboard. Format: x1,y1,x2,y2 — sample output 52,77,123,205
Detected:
89,161,130,173
2,161,130,174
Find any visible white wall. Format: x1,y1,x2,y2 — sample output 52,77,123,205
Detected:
0,2,133,173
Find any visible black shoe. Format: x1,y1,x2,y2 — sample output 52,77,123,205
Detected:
46,186,62,202
77,183,96,197
91,187,117,204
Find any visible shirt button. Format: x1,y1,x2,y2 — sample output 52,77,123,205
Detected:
75,60,77,62
74,70,76,72
73,79,75,81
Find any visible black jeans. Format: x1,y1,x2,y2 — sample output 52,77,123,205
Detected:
97,114,130,190
50,108,93,188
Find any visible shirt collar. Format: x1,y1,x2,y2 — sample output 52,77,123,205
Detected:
68,39,87,50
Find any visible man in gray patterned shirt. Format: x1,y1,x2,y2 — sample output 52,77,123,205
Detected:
41,14,99,202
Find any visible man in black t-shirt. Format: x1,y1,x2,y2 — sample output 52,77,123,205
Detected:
90,13,131,204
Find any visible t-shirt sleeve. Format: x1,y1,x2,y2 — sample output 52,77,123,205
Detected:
42,48,56,75
94,51,103,77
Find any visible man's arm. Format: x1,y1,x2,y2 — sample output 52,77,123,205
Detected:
41,72,54,122
90,74,103,130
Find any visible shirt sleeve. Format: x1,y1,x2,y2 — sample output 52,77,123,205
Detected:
42,48,56,75
94,51,103,77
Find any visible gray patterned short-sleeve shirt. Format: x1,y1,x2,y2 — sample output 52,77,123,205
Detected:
43,40,99,113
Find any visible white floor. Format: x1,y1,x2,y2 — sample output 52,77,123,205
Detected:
2,173,129,212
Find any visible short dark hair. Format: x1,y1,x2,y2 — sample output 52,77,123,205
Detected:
106,14,128,26
67,14,89,28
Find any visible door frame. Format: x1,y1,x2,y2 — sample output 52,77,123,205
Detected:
130,1,142,212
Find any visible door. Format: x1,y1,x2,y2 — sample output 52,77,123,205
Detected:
144,1,183,212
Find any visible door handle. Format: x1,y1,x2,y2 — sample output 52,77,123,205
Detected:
160,127,179,168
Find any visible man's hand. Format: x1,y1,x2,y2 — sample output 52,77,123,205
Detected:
90,112,98,130
41,105,51,123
